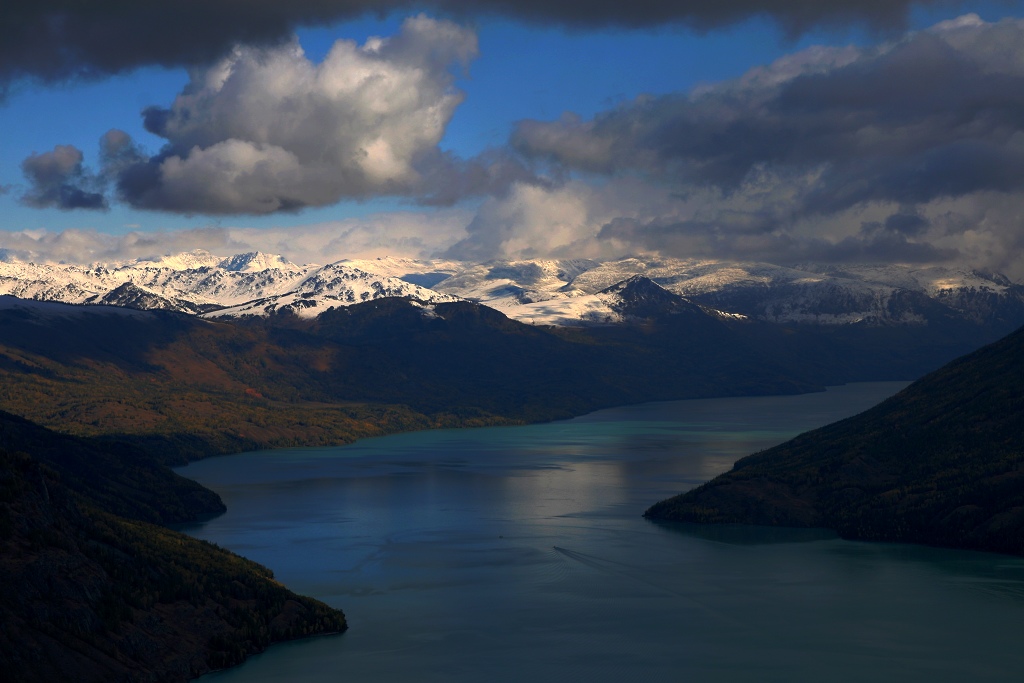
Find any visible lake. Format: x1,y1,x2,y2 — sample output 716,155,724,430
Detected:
176,382,1024,682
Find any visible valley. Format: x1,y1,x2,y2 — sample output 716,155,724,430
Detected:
1,250,1023,681
7,5,1024,682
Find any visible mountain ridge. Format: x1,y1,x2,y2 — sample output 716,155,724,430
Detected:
644,322,1024,556
3,252,1022,333
0,294,841,465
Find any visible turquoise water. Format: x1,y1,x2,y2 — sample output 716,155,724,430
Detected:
177,383,1024,682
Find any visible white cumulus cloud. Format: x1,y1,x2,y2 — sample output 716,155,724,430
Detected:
112,15,478,214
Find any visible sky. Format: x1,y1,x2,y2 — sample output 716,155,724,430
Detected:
4,1,1024,276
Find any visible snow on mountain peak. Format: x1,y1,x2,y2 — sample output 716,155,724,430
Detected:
202,263,459,319
1,250,1022,329
134,249,225,271
219,252,301,273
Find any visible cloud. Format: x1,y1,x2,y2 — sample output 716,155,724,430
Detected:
0,1,954,91
444,167,1024,276
0,225,242,265
515,15,1024,211
473,15,1024,271
243,209,473,262
20,145,108,210
105,16,478,214
595,210,957,265
446,182,596,260
413,148,543,207
446,177,692,261
14,10,1024,279
21,16,541,215
0,208,471,266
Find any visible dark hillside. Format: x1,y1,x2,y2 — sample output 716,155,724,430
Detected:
0,298,822,462
0,411,222,524
0,412,346,682
645,324,1024,556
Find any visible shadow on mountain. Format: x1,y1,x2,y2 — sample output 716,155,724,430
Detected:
645,323,1024,556
0,411,346,682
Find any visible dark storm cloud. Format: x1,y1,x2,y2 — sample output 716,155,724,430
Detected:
808,231,958,263
0,1,958,89
432,0,945,33
20,145,107,210
414,149,549,207
596,213,956,264
883,211,930,235
513,16,1024,216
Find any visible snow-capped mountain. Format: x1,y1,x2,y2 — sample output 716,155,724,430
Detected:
131,249,227,271
218,251,303,273
474,275,738,327
86,282,207,314
0,251,457,319
338,256,462,285
421,257,1024,330
203,262,459,318
1,250,1021,329
601,275,719,320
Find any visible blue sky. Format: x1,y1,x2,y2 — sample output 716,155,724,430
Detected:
4,2,1024,273
0,15,810,232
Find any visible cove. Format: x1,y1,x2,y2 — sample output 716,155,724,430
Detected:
176,382,1024,682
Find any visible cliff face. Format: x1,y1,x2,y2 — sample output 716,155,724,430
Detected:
0,414,346,683
645,325,1024,557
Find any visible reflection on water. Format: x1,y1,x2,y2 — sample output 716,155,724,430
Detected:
176,383,1024,682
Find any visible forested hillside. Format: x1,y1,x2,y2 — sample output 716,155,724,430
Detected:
646,324,1024,556
0,411,346,682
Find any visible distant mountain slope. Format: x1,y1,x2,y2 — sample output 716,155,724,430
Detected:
454,275,737,326
0,289,1006,468
304,295,793,419
600,275,715,320
0,411,346,683
645,324,1024,556
87,281,208,314
0,295,826,463
0,297,439,462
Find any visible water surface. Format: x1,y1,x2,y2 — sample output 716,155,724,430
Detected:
177,383,1024,682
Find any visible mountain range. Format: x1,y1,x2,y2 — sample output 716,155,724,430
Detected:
1,250,1015,464
0,286,827,464
2,251,1023,334
4,248,1024,680
0,251,456,319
